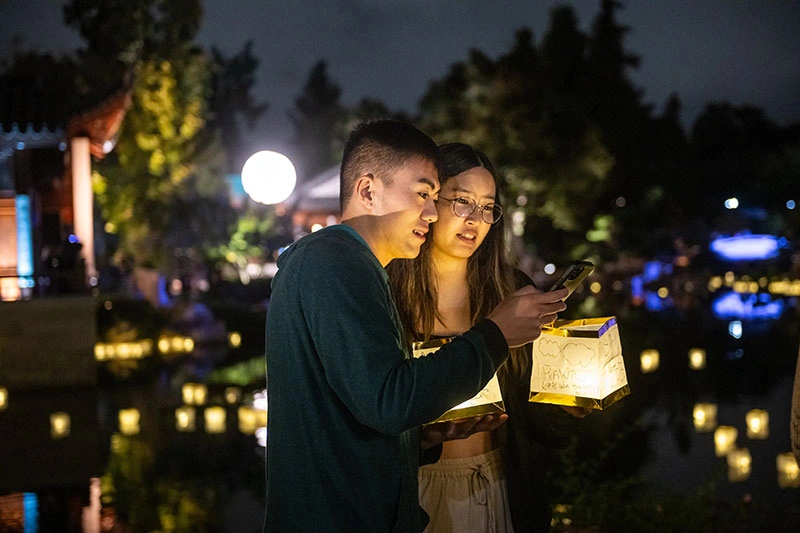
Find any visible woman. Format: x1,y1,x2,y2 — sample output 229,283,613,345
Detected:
388,142,586,533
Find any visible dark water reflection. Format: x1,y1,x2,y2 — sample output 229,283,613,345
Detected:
1,282,799,532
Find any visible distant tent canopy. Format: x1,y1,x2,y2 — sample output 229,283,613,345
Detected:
282,164,341,237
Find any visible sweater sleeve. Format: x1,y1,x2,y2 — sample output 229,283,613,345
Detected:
299,237,505,435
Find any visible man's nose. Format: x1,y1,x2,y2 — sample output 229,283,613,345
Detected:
422,197,438,222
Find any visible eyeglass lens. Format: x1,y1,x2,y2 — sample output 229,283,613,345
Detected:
452,198,502,223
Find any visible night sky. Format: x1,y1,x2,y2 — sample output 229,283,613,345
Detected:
2,0,799,158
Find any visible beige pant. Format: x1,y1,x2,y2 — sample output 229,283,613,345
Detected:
418,448,515,533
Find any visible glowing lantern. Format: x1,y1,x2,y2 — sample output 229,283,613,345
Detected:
50,412,70,439
714,426,738,457
241,150,297,205
175,406,196,432
688,348,706,370
204,406,226,433
0,387,7,411
182,383,207,406
529,317,629,410
692,403,717,432
727,448,752,482
745,409,769,439
777,452,800,488
640,349,660,373
119,409,140,435
228,332,242,348
238,406,257,435
224,387,241,404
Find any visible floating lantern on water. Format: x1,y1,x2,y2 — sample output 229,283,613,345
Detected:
777,452,800,488
692,403,717,432
688,348,706,370
50,412,70,439
714,426,738,457
640,349,660,374
182,383,207,406
175,406,196,432
745,409,769,439
204,406,226,434
238,406,257,435
727,448,752,482
119,409,140,435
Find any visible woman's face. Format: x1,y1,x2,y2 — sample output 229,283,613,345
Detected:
431,166,497,261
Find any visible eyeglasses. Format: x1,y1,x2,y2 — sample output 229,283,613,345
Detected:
436,196,503,224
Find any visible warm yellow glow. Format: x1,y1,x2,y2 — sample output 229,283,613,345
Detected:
311,223,323,232
714,426,738,457
95,340,153,361
727,448,752,482
50,411,70,439
656,287,668,298
183,338,195,352
204,406,226,433
228,331,242,348
158,337,171,353
255,407,268,428
708,276,723,291
119,409,141,435
71,137,96,280
175,406,196,432
224,387,241,404
0,386,7,411
777,452,800,488
640,349,660,373
724,271,735,286
745,409,769,439
688,348,706,370
590,281,601,294
182,383,208,405
238,406,257,435
692,403,717,432
1,278,21,301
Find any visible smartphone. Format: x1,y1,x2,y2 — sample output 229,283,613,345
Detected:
548,260,594,298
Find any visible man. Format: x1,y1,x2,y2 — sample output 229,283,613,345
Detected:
264,119,567,532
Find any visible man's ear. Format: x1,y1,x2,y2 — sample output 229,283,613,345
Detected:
354,173,377,209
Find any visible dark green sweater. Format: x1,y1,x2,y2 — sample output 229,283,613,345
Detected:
264,224,508,532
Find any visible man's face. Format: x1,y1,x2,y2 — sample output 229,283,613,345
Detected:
370,157,440,266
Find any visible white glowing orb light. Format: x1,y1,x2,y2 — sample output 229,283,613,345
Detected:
241,150,297,205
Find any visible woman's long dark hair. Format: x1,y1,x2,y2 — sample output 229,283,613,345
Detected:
388,142,526,375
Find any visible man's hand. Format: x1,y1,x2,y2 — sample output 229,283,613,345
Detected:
560,405,593,418
420,413,508,450
487,286,568,347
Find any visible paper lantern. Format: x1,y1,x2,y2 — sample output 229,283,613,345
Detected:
640,349,660,373
692,403,717,432
529,317,629,410
238,406,257,435
727,448,752,482
182,383,207,405
175,406,196,432
745,409,769,439
688,348,706,370
777,452,800,488
50,412,70,439
204,406,226,433
714,426,738,457
413,337,505,422
119,409,140,435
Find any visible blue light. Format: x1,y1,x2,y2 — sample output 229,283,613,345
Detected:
788,200,796,210
15,195,34,277
724,198,739,209
728,320,743,339
642,261,662,282
713,292,785,320
23,492,38,533
68,234,80,244
16,141,25,150
709,234,781,261
630,275,643,299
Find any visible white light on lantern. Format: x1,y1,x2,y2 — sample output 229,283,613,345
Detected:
119,409,141,435
714,426,738,457
745,409,769,439
688,348,706,370
50,412,70,439
640,349,660,373
241,150,297,205
204,406,226,434
727,448,752,482
777,452,800,488
175,406,196,432
692,403,717,432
